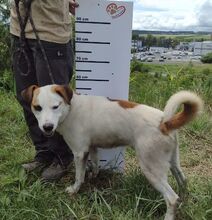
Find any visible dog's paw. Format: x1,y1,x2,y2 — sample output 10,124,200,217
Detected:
65,186,76,196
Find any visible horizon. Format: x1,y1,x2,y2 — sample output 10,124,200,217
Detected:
132,30,212,34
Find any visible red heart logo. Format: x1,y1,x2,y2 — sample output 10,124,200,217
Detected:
106,3,126,19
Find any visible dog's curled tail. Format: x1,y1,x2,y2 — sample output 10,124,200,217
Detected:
160,91,203,135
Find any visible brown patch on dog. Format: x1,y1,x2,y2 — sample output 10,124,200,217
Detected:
21,85,39,104
31,88,41,107
160,103,199,135
52,85,73,104
108,98,138,109
159,123,169,135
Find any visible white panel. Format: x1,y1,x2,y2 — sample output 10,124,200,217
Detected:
75,0,133,170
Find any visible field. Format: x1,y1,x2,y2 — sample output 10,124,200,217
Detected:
0,62,212,220
138,34,211,41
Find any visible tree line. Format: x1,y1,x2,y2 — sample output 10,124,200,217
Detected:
132,34,179,49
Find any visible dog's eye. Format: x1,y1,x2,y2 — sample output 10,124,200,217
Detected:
52,102,61,110
52,105,59,110
34,105,42,112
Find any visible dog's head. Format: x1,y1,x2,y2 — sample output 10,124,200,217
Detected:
22,84,73,137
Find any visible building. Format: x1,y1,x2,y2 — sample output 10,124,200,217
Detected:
193,41,212,55
188,42,195,52
131,40,143,51
177,42,190,51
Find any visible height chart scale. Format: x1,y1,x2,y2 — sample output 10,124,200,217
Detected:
75,0,133,170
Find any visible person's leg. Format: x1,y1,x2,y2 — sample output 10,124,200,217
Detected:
11,36,55,169
34,40,74,180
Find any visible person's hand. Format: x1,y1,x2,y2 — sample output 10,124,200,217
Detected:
69,0,79,15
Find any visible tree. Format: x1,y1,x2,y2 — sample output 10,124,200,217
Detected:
0,0,10,54
201,53,212,63
145,34,154,47
0,0,10,22
0,0,11,80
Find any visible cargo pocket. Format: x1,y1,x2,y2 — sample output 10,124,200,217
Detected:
35,43,72,85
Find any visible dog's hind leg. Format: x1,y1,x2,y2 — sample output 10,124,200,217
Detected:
154,179,179,220
170,143,187,195
135,144,179,220
66,151,89,196
140,163,179,220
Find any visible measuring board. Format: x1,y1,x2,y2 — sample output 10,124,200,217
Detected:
75,0,133,171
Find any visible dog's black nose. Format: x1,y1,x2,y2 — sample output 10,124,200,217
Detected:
43,123,54,132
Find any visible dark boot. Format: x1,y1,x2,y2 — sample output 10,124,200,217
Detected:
41,161,70,182
22,160,47,172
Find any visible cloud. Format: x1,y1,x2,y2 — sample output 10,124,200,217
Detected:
133,10,197,31
132,0,212,32
197,0,212,30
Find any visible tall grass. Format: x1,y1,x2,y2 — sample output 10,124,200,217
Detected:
130,62,211,109
0,63,212,220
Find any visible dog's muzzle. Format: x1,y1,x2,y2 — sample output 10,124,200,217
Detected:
43,123,54,137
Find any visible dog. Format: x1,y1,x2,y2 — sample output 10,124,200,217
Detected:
22,84,203,220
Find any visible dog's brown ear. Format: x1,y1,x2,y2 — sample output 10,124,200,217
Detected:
21,85,39,103
53,85,73,104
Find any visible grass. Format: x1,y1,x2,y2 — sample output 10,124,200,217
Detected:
0,62,212,220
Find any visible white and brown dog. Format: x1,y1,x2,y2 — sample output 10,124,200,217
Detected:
22,84,203,220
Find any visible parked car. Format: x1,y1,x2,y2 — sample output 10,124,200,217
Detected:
147,57,153,62
140,57,147,61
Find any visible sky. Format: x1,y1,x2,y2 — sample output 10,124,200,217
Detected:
121,0,212,32
2,1,211,32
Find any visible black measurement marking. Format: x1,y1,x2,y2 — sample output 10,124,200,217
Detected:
76,57,88,61
76,79,109,82
76,37,88,41
76,17,89,22
75,31,92,34
75,41,110,45
76,87,92,90
76,69,92,72
76,21,111,25
88,159,107,162
75,51,92,53
76,60,110,64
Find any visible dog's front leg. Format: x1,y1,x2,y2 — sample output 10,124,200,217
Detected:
66,151,89,196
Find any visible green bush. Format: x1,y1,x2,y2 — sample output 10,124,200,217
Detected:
201,52,212,63
0,22,11,74
0,21,11,91
0,69,14,91
0,41,10,71
130,60,149,73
